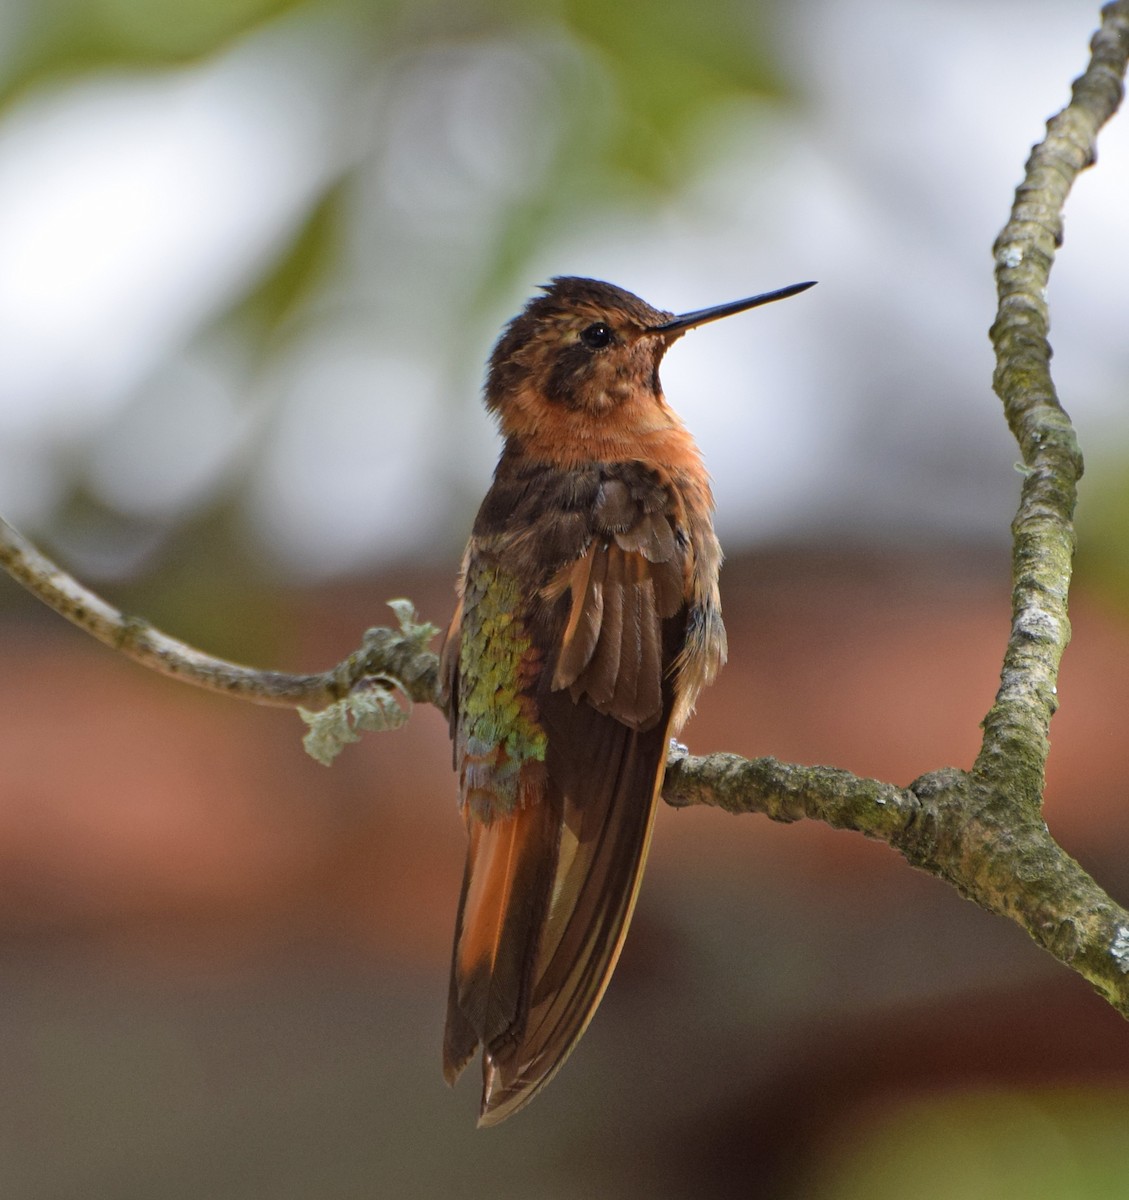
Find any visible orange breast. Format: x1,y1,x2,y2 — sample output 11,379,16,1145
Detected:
503,383,709,479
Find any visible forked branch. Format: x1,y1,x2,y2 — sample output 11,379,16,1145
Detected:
1,5,1128,1016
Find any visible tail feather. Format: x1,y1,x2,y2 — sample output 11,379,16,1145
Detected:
478,730,665,1126
442,795,561,1087
443,698,671,1127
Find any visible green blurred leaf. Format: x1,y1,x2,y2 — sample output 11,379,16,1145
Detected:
6,0,310,79
231,179,349,347
1076,454,1129,613
799,1087,1129,1200
560,0,781,185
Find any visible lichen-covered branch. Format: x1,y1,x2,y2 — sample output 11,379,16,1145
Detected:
0,514,439,710
664,755,1129,1017
976,1,1129,801
659,3,1129,1018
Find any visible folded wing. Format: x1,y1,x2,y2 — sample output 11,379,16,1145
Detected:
443,465,709,1125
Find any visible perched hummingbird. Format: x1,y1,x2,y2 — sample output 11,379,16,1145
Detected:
440,275,815,1126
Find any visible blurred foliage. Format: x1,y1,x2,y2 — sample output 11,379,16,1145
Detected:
1,0,309,88
800,1087,1129,1200
0,0,788,592
232,179,348,355
1075,458,1129,615
0,0,783,318
542,0,779,185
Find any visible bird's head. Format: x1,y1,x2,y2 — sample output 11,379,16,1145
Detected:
483,275,815,454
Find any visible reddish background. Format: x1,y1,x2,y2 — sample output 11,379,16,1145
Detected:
2,543,1128,1198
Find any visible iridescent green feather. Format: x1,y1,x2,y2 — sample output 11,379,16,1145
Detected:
457,562,548,819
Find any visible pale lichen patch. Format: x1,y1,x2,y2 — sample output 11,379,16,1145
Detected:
997,243,1024,268
1110,926,1129,974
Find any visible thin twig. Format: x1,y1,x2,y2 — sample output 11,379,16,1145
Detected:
0,515,439,708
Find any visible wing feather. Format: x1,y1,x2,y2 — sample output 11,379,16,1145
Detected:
551,549,603,690
553,539,682,731
584,549,624,708
476,661,679,1126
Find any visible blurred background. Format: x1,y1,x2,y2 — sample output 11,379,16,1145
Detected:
1,0,1128,1195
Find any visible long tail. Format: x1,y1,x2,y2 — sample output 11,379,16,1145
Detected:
442,795,561,1089
443,714,669,1126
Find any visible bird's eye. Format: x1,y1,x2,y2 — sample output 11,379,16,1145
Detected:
580,322,613,349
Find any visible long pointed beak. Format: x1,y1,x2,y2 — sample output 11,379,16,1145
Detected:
648,280,817,336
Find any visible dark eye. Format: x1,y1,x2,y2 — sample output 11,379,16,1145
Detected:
580,322,613,349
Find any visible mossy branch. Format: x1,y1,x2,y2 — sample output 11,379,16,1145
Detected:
1,5,1128,1018
663,755,1129,1017
662,1,1129,1013
0,514,440,711
975,1,1128,804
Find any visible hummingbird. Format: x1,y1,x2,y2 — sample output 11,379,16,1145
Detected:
440,275,815,1126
